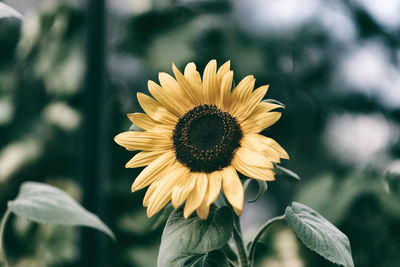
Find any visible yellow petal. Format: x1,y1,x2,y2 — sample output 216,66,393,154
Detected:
125,150,168,168
263,137,289,159
184,62,202,93
232,154,275,181
196,172,222,220
127,113,172,131
137,93,178,125
205,172,222,206
257,101,285,112
158,72,194,114
241,111,282,134
148,80,186,117
114,131,172,151
234,85,269,121
147,164,188,217
131,151,176,192
147,195,171,218
229,75,255,115
221,166,244,216
216,60,231,85
196,198,210,220
171,171,197,208
184,173,208,218
172,63,200,105
243,133,289,160
217,71,233,112
235,147,274,168
203,59,218,104
240,134,281,163
147,191,172,217
143,180,160,207
239,100,283,128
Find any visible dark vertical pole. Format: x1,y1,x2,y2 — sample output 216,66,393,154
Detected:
81,0,107,265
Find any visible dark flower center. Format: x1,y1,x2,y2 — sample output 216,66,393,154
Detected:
173,104,242,173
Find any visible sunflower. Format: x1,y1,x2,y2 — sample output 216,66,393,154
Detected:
114,60,289,220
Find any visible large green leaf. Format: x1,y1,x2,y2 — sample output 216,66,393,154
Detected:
158,206,233,266
0,2,22,19
181,250,228,267
8,182,115,240
285,202,354,267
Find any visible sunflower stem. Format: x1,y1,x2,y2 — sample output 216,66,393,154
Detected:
232,214,249,267
248,215,285,266
0,209,11,267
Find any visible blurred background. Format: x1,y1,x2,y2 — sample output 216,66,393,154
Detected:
1,0,400,266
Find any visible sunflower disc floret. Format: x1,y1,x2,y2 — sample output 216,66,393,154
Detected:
173,104,242,173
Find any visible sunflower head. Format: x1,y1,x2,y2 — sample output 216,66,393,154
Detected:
115,60,289,219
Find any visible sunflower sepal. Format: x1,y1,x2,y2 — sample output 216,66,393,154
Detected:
157,205,234,267
127,114,145,131
243,179,268,203
261,99,286,109
150,203,174,230
274,164,301,182
128,123,144,131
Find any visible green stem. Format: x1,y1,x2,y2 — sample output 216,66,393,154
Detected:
0,209,11,267
248,215,285,266
232,214,249,267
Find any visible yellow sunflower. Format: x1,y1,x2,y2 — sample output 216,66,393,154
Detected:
114,60,289,220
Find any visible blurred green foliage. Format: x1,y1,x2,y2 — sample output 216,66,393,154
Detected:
0,0,399,266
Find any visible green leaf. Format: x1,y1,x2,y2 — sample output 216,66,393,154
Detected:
275,165,300,182
8,182,115,240
158,206,234,266
182,250,228,267
0,2,23,19
244,179,268,203
285,202,354,267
